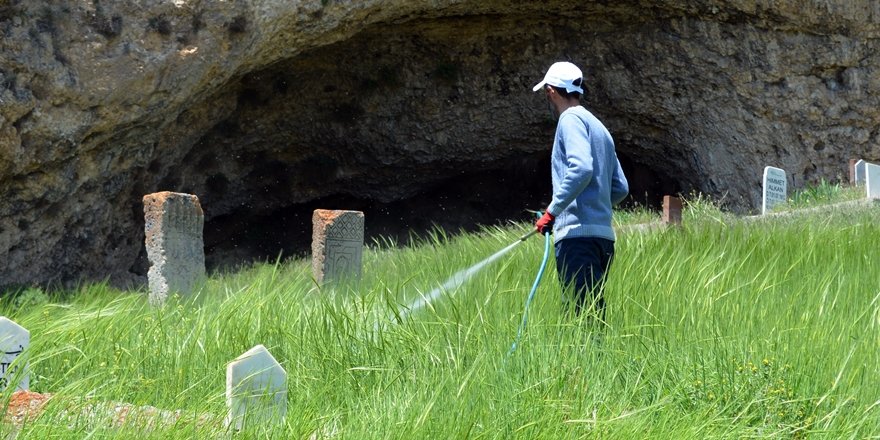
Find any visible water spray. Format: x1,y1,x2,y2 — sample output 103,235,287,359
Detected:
373,214,553,358
389,229,539,325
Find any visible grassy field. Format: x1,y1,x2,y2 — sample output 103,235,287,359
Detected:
1,188,878,438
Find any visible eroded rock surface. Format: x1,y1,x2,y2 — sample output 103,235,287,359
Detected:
1,0,878,288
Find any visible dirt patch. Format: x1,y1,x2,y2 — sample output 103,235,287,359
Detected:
2,390,217,430
4,391,52,425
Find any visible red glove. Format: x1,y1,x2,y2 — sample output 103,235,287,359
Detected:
535,211,555,234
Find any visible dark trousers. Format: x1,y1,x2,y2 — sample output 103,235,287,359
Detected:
555,237,615,320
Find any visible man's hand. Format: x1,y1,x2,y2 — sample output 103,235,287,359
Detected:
535,211,555,234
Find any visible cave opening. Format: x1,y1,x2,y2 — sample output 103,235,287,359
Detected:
617,151,682,208
196,150,680,273
131,13,691,276
201,155,553,272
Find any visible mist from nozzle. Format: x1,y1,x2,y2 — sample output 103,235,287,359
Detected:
387,238,526,325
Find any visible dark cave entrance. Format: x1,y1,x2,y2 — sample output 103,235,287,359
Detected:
201,154,553,271
617,152,682,208
198,150,679,272
129,14,691,276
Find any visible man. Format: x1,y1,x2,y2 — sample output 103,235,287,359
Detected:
532,61,629,321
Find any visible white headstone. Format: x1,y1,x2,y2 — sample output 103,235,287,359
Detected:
225,345,287,430
866,162,880,199
0,317,29,391
762,166,787,215
854,160,867,185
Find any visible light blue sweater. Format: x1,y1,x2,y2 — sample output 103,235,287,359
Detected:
547,106,629,242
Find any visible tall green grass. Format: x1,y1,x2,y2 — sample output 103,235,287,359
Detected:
1,194,878,438
781,179,863,210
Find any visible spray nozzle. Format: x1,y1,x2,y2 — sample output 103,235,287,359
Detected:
519,229,539,241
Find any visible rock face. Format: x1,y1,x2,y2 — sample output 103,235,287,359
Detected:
1,0,878,289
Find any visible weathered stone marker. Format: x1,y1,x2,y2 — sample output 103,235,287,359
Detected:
0,317,28,391
143,191,206,305
762,166,787,215
854,159,867,186
866,162,880,199
849,159,858,185
849,159,856,184
226,345,287,430
312,209,364,284
662,195,682,226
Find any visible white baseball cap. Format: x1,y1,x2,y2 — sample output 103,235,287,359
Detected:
532,61,584,94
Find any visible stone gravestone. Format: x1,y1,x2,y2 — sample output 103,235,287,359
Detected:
662,195,682,226
762,166,787,215
312,210,364,284
866,162,880,199
854,159,867,186
0,317,29,391
849,159,858,185
226,345,287,430
143,191,206,305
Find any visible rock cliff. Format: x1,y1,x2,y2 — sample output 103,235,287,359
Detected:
1,0,878,289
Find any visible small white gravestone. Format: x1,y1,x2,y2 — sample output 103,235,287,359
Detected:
854,159,867,185
226,345,287,430
0,317,29,391
866,162,880,199
762,166,787,215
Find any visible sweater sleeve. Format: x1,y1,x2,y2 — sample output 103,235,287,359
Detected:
547,114,593,216
610,156,629,206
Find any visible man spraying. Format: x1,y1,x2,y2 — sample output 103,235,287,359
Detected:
532,61,629,322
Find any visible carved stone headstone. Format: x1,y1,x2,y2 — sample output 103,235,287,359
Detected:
762,166,787,215
662,195,682,226
226,345,287,430
854,159,867,186
0,317,29,391
312,210,364,284
143,191,206,305
866,162,880,199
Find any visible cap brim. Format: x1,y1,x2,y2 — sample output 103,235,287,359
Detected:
532,81,546,92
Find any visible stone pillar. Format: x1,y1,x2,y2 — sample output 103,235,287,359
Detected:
662,196,682,226
0,317,29,391
311,210,364,284
849,158,858,185
143,191,206,305
226,345,287,430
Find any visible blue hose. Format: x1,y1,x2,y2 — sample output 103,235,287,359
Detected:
507,229,551,356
